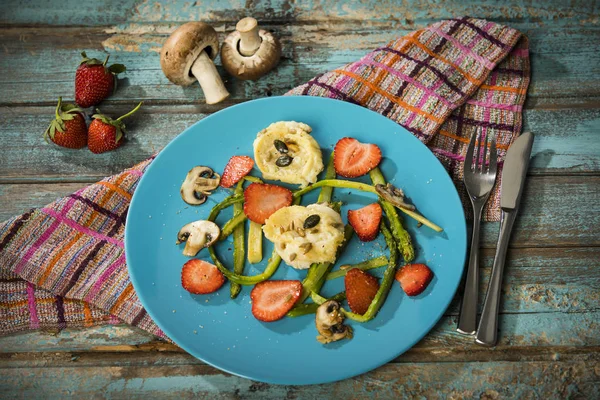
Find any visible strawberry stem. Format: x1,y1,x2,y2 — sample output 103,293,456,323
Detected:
55,97,62,120
116,102,143,122
103,54,110,66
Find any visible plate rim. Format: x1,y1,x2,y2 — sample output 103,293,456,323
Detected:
125,95,467,385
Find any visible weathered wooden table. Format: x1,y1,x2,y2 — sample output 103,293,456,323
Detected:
1,1,599,398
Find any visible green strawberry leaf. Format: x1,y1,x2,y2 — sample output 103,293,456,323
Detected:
61,113,76,121
80,51,104,66
91,111,114,126
115,126,124,143
44,119,64,141
62,103,82,113
108,64,126,74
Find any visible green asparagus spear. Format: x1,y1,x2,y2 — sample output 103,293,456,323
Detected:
342,221,399,323
294,179,377,198
317,154,335,203
243,175,263,183
207,194,282,286
310,291,329,305
207,195,243,222
325,255,389,281
230,181,245,298
296,225,353,304
293,178,442,232
209,246,281,285
287,292,346,318
247,221,263,263
294,158,343,306
369,168,415,262
220,211,247,240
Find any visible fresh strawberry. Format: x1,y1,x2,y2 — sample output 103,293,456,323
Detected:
347,203,382,242
345,268,380,315
75,52,126,108
87,102,142,154
250,280,302,322
243,183,293,224
395,263,434,296
334,137,382,178
181,259,226,294
44,97,87,149
221,156,254,188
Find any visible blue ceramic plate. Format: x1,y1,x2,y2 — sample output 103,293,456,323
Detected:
126,96,466,385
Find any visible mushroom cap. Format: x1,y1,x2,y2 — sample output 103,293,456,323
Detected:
180,166,220,205
161,22,220,86
315,300,353,344
220,29,281,80
176,220,220,257
375,183,416,211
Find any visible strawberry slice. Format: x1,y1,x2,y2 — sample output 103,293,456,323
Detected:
345,268,380,315
334,137,382,178
251,280,302,322
347,203,382,242
395,263,434,296
221,156,254,188
243,183,293,224
181,259,225,294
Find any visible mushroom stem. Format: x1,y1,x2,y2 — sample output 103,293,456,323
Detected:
236,17,261,56
190,51,230,105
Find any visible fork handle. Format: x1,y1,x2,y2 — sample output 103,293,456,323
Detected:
476,210,517,346
456,201,484,335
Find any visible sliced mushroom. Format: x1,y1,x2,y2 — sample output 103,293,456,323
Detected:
220,17,281,81
375,183,416,211
176,220,220,257
315,300,353,344
180,166,221,205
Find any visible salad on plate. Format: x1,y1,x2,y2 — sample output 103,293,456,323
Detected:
174,121,442,345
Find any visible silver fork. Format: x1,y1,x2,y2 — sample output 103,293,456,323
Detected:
457,131,498,335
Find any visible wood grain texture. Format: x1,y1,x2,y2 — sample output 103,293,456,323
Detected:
2,177,599,247
0,360,598,399
1,309,598,355
1,0,600,396
1,0,598,26
0,107,598,183
1,25,599,105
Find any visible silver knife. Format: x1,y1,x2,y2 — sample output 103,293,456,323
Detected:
475,132,534,346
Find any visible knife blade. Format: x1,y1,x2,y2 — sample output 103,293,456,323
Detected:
476,132,534,346
500,132,535,210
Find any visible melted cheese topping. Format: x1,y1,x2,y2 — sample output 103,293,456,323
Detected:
253,121,324,188
263,203,345,270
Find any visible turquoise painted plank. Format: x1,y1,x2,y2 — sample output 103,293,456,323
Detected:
0,359,597,399
1,173,598,248
480,176,599,248
1,311,598,353
1,25,600,104
1,343,598,368
1,0,598,26
0,107,598,183
526,108,600,173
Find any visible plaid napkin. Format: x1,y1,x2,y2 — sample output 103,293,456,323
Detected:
0,17,529,337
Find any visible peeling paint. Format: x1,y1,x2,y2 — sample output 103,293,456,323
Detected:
0,0,599,396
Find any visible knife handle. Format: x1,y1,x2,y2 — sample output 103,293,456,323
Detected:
476,210,517,346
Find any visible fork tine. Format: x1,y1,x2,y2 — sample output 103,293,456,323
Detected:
488,134,498,176
475,132,484,172
481,132,489,172
464,132,477,173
